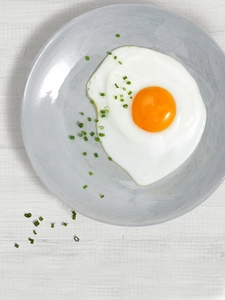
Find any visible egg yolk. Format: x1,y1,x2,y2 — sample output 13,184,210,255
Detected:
132,86,176,132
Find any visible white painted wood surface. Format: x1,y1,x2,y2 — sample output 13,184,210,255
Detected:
1,0,225,299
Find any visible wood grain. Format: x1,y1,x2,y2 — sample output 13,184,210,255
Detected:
1,1,225,299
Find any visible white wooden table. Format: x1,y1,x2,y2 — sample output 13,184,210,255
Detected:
1,1,225,299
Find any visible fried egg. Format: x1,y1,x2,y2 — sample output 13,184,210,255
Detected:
87,46,207,186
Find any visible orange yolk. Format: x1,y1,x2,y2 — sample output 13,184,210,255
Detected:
132,86,176,132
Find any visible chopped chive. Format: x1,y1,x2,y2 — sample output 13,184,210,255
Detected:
87,117,92,122
90,131,95,136
114,95,118,99
90,100,94,104
83,136,88,141
78,133,83,137
126,81,131,85
33,230,37,235
123,104,128,108
100,194,105,198
99,133,105,137
95,137,100,142
69,135,75,140
123,76,128,80
114,56,117,60
51,223,55,228
78,123,84,128
89,171,94,176
115,83,119,88
119,61,122,65
74,235,80,242
130,97,133,99
94,153,98,158
33,220,40,227
107,52,112,55
85,56,90,61
120,94,124,98
80,112,84,116
95,119,99,123
61,222,68,227
108,157,113,161
28,237,34,244
100,93,105,96
39,216,44,221
81,131,87,135
100,109,109,114
72,211,76,220
122,87,126,91
83,185,88,189
120,99,124,102
128,91,132,95
99,126,104,129
14,243,19,248
115,34,120,37
24,213,32,218
82,152,87,156
101,114,106,118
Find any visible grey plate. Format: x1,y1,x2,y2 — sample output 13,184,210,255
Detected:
21,4,225,226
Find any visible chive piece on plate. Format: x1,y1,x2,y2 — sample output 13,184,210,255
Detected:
99,133,105,137
115,34,120,37
83,136,88,141
79,123,84,128
33,230,37,235
74,235,80,242
80,112,84,116
69,135,75,140
100,194,105,198
87,117,92,122
51,223,55,228
33,220,40,227
14,243,19,248
94,153,98,158
83,185,88,189
83,152,87,156
123,104,128,109
100,93,105,96
28,237,34,244
24,213,32,218
61,222,68,227
85,56,90,61
108,157,113,161
89,171,94,176
72,211,77,220
39,216,44,221
90,132,95,136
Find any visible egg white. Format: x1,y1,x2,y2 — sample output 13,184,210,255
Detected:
87,46,207,186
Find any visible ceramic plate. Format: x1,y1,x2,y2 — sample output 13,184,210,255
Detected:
21,4,225,226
